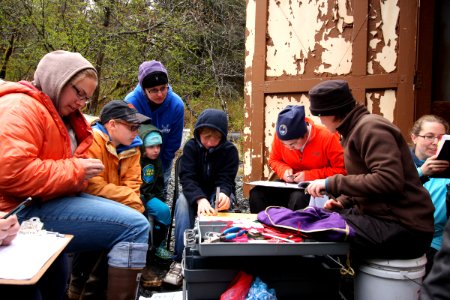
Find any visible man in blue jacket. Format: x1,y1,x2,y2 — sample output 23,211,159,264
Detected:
125,60,185,187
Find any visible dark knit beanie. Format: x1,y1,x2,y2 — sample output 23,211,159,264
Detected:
142,71,168,89
138,61,169,89
309,80,355,116
276,105,308,141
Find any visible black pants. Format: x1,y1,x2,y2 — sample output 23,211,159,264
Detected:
249,185,311,213
69,251,108,299
341,208,432,260
0,253,68,300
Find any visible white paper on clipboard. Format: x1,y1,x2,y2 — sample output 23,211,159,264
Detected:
0,232,70,280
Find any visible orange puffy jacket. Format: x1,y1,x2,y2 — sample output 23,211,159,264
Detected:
0,80,93,211
269,118,346,181
84,128,145,213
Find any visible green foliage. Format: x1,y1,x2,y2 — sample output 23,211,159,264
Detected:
0,0,245,130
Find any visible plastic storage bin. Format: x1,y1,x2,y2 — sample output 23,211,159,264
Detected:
183,247,342,300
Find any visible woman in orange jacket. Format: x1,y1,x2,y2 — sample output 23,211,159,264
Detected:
0,50,149,300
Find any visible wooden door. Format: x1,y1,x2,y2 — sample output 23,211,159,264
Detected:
244,0,420,189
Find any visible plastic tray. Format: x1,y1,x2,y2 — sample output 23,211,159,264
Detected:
196,220,349,257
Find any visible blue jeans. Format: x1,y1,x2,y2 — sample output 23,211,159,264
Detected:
146,197,171,226
17,193,149,268
173,192,235,262
173,193,196,262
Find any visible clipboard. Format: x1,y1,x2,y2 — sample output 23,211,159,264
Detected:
0,234,73,285
246,180,311,189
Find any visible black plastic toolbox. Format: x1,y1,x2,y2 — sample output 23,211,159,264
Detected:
183,247,343,300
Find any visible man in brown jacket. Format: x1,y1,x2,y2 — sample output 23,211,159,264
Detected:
306,80,434,260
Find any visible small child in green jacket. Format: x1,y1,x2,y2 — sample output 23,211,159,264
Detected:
139,123,172,288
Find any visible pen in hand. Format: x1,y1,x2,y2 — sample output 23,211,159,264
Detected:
2,197,33,219
286,174,295,182
215,187,220,213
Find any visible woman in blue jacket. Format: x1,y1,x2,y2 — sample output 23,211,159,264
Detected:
125,60,185,187
410,114,450,274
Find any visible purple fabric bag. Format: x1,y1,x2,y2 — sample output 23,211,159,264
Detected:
257,206,355,242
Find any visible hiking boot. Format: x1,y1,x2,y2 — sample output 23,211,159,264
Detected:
140,265,163,288
162,262,183,286
67,273,84,300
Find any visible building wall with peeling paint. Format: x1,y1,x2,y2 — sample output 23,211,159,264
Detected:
244,0,419,188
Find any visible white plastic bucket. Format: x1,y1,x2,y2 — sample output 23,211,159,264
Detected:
354,255,427,300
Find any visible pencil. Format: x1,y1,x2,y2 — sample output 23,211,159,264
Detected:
2,197,33,219
215,187,220,212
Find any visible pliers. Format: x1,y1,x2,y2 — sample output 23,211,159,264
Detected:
203,226,248,243
220,226,247,241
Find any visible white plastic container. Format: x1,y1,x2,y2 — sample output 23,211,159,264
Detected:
354,255,427,300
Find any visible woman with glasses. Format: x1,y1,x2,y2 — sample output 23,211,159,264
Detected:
410,114,450,275
0,50,149,300
125,60,185,190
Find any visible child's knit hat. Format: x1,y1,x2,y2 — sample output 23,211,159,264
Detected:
144,131,162,147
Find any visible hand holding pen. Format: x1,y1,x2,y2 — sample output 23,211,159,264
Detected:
284,170,295,182
284,170,304,183
0,213,20,246
0,197,32,246
215,193,231,212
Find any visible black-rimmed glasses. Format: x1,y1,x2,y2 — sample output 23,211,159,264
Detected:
114,119,140,132
417,134,444,142
146,85,168,95
71,84,91,104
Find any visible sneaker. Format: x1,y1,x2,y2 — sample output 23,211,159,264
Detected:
141,265,163,288
155,245,173,261
162,262,183,286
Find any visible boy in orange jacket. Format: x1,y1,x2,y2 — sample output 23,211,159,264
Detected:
249,105,346,213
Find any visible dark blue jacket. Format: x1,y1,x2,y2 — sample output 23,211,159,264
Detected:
180,109,239,205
